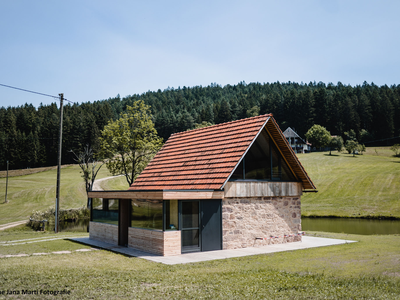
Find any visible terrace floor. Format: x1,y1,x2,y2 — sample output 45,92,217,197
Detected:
70,236,356,265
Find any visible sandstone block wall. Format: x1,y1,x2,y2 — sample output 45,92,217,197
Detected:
89,222,118,245
128,227,181,256
222,197,301,249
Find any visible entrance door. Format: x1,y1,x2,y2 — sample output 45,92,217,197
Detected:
201,200,222,251
180,200,222,253
180,201,200,253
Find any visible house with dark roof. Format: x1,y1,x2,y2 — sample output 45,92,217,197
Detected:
283,127,311,153
88,114,316,256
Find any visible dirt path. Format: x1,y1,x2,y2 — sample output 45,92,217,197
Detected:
92,175,124,191
0,220,27,231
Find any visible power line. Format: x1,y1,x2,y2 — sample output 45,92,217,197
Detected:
0,82,114,121
0,83,59,99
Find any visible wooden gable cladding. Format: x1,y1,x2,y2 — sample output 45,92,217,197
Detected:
224,181,303,197
264,117,316,190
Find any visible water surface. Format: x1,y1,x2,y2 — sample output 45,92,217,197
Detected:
302,218,400,235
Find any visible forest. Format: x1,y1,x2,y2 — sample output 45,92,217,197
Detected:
1,80,399,170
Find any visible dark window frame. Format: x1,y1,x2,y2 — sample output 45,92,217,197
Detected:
229,129,297,182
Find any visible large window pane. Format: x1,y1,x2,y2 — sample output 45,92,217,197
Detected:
91,198,119,225
228,129,296,182
182,201,199,229
165,200,178,230
131,199,163,230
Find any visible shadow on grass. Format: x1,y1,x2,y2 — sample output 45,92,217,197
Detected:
323,154,340,157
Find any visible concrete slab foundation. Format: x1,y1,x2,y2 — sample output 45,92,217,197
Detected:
70,236,356,265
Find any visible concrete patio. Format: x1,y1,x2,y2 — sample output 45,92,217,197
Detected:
70,236,356,265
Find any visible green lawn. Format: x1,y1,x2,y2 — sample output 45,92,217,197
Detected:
0,226,399,299
298,148,400,218
98,174,129,190
0,165,112,225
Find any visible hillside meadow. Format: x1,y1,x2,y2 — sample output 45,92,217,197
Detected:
0,226,399,299
0,165,112,225
298,147,400,218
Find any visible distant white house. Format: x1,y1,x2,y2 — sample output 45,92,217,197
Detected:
283,127,311,153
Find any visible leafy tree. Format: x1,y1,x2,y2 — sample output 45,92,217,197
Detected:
305,125,331,150
357,143,366,155
99,100,163,186
194,121,214,129
345,140,359,156
391,144,400,156
246,106,260,117
328,136,344,155
344,129,357,142
70,145,105,207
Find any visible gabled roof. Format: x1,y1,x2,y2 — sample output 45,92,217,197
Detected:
283,127,307,144
129,114,316,191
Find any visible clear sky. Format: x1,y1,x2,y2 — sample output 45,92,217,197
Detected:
1,0,399,108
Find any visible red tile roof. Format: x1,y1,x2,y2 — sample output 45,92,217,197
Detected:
129,114,316,191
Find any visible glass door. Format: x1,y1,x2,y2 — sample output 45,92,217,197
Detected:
180,201,200,253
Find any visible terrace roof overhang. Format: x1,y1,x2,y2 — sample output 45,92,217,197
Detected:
88,189,225,200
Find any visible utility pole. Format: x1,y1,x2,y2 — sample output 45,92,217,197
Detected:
4,161,9,203
55,93,64,233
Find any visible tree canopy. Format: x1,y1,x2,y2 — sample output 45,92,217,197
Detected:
1,80,400,170
305,125,331,149
98,100,163,186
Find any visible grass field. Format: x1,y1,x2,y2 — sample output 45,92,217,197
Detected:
0,226,399,299
98,174,129,190
298,148,400,218
0,165,112,225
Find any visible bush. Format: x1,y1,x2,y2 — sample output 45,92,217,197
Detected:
28,206,89,230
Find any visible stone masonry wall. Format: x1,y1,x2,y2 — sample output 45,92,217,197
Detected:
89,222,118,245
222,197,301,249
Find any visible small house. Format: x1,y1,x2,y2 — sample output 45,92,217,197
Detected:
88,114,316,256
283,127,311,153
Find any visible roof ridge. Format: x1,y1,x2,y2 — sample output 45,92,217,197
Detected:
171,114,272,136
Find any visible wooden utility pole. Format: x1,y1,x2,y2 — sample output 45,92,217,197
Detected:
55,93,64,233
4,160,9,203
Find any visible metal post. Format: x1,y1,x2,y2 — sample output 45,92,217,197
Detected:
55,93,64,233
4,161,8,203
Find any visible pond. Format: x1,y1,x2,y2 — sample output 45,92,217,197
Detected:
302,217,400,235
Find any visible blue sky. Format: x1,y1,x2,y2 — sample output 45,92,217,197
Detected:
1,0,399,108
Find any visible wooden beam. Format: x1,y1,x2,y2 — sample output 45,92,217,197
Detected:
163,190,224,200
88,191,164,199
88,190,224,200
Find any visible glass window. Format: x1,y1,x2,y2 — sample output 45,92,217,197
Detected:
91,198,119,225
164,200,179,230
131,199,163,230
245,131,271,180
228,129,296,182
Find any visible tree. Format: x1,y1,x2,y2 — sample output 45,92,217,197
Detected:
305,125,331,150
99,100,163,186
70,145,104,207
391,144,400,156
345,140,358,156
357,143,366,155
328,136,344,155
194,121,214,129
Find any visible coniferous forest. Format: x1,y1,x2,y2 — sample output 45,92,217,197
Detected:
1,81,400,170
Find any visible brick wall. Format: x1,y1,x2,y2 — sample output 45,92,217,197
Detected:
128,227,181,256
222,197,301,249
89,222,118,245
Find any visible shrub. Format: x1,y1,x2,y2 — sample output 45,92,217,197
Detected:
28,206,89,230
